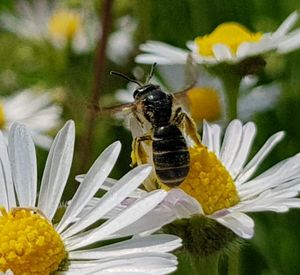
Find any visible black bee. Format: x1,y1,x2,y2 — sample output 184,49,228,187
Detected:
105,63,200,188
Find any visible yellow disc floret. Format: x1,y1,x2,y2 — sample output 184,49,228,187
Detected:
48,9,82,41
0,208,66,275
0,103,5,129
195,22,262,57
187,87,221,122
180,145,239,215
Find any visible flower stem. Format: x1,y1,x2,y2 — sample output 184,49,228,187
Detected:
188,254,220,275
222,76,240,121
206,65,242,122
228,250,240,275
79,0,114,171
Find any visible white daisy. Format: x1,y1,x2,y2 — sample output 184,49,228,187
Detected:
157,65,281,122
0,0,98,54
135,11,300,65
0,89,62,149
0,121,181,274
107,16,138,65
92,119,300,241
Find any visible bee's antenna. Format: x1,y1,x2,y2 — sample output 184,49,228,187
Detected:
146,62,157,83
110,71,142,87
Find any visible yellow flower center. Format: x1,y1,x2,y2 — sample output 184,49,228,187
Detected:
179,145,239,215
48,10,82,41
195,22,262,57
0,103,5,129
0,208,66,275
187,87,221,122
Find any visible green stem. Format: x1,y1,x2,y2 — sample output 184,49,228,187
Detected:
189,254,220,275
206,64,242,121
222,76,240,121
228,250,240,275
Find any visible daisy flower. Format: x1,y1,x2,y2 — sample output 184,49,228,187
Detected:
0,89,62,149
94,119,300,257
107,16,138,65
0,121,181,274
0,0,98,54
136,11,300,65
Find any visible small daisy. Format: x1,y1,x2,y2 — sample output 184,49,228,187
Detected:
156,65,281,122
0,89,62,149
107,16,138,65
136,11,300,65
0,0,98,54
93,119,300,257
0,121,181,274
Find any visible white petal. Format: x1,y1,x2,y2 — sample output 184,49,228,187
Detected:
236,131,285,184
56,142,121,233
67,253,177,275
136,41,188,64
238,153,300,199
65,190,167,250
0,131,15,210
8,123,37,207
212,211,254,239
230,122,256,180
38,121,75,220
272,11,299,39
69,234,181,259
61,165,152,239
238,83,281,120
202,121,221,157
277,29,300,53
212,44,234,61
220,119,243,169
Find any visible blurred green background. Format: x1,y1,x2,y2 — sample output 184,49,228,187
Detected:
0,0,300,274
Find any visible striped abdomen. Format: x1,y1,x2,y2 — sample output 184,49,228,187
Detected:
153,125,190,187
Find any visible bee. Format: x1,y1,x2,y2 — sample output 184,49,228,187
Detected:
104,62,201,188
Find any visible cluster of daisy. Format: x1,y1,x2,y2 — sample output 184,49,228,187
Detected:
106,9,300,270
0,3,300,274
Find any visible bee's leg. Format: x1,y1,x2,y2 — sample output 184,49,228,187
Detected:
131,135,152,167
173,107,201,146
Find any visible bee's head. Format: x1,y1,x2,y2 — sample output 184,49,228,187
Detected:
133,84,159,100
110,63,157,99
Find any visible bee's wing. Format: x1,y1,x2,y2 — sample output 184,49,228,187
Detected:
101,102,135,118
183,53,198,89
172,89,191,114
170,54,199,112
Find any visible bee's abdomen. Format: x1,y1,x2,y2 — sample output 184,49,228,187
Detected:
153,125,190,187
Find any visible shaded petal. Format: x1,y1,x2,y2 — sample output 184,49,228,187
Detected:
236,131,285,184
212,44,234,61
211,211,254,239
66,253,177,275
229,122,256,180
61,165,152,239
272,11,299,39
0,131,15,210
220,119,243,169
238,153,300,199
8,123,37,207
136,41,188,64
69,234,181,259
56,142,121,233
277,29,300,53
65,190,167,250
202,121,221,157
38,121,75,220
